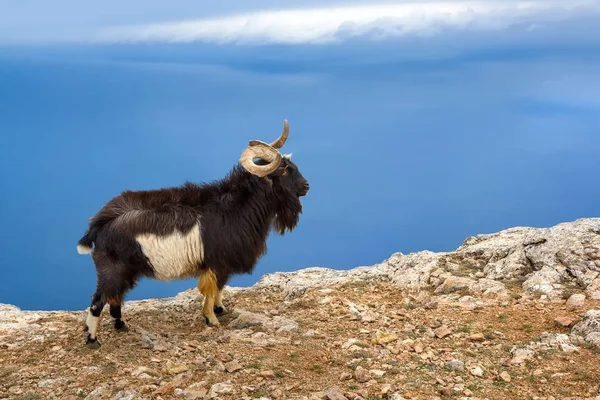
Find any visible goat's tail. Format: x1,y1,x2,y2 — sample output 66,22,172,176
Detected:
77,225,98,255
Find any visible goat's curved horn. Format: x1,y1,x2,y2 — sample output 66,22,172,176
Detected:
269,119,289,149
239,141,282,177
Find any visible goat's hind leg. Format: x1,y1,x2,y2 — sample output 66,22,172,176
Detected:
84,291,105,349
109,298,129,332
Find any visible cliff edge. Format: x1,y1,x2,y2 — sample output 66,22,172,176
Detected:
1,218,600,400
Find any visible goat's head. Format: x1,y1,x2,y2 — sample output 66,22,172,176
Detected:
239,119,310,197
239,120,310,234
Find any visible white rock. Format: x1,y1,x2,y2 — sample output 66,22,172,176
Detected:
566,293,586,310
571,310,600,347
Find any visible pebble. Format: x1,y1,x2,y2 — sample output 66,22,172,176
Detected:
325,387,348,400
446,359,465,372
434,326,452,339
469,333,485,342
500,371,512,383
372,330,398,345
225,360,243,373
370,369,386,378
162,360,189,375
566,293,586,310
208,382,233,397
470,367,484,377
260,370,276,378
413,342,424,353
354,366,371,383
554,316,574,327
340,372,352,381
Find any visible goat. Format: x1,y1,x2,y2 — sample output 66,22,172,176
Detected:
76,120,310,349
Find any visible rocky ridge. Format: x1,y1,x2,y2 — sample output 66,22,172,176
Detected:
1,218,600,400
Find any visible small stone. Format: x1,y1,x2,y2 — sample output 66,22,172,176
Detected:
380,384,393,395
566,293,586,310
555,316,574,327
224,360,243,373
354,366,371,383
112,389,139,400
154,385,175,396
325,387,348,400
260,370,275,378
533,369,543,377
370,369,386,378
511,348,534,364
434,326,452,339
162,360,189,375
446,359,465,372
413,342,424,354
470,367,484,377
453,383,464,393
85,387,105,400
372,330,398,345
340,372,352,381
500,371,512,382
208,382,233,397
469,333,485,342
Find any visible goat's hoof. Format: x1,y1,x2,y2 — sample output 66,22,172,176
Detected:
85,337,101,349
214,306,227,316
115,320,129,332
204,316,220,327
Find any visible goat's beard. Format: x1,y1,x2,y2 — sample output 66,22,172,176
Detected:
272,185,302,235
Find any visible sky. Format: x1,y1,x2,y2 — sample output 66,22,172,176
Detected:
1,0,599,311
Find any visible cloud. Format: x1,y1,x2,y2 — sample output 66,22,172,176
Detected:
91,1,600,45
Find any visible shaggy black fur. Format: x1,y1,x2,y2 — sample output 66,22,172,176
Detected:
78,156,309,310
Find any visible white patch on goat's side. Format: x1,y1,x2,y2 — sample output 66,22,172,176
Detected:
86,312,99,338
135,224,204,281
77,244,92,254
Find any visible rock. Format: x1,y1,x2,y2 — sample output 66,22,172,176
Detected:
228,310,298,333
208,382,233,397
446,360,465,372
413,342,424,353
372,330,398,345
469,333,485,342
162,360,189,375
370,369,386,378
260,370,276,378
571,310,600,348
325,387,348,400
224,360,243,373
470,367,484,377
511,348,534,364
380,384,393,395
340,372,352,381
434,326,452,339
354,366,371,383
566,293,586,310
499,372,511,382
85,387,106,400
112,389,140,400
555,316,575,327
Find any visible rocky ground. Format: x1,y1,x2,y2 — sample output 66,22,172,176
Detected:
2,218,600,400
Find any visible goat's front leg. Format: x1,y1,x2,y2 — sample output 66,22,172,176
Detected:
198,269,220,327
